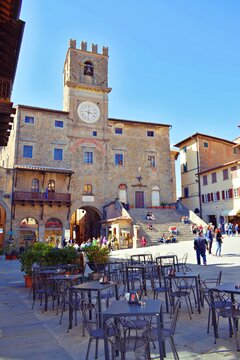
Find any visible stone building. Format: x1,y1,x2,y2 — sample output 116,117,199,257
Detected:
174,133,239,219
0,39,178,248
198,159,240,227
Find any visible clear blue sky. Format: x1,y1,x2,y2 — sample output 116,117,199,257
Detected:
13,0,240,195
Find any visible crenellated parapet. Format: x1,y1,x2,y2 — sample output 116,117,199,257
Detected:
69,39,108,56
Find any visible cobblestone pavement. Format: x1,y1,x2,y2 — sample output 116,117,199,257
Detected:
1,235,240,359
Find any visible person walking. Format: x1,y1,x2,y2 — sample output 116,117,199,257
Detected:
215,228,223,257
141,236,147,247
193,230,208,265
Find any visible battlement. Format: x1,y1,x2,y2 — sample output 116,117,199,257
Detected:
69,39,108,56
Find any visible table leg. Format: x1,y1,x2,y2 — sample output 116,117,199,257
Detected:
196,276,201,314
164,277,169,313
156,311,165,360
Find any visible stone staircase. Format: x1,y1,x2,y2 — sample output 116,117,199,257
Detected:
129,207,194,246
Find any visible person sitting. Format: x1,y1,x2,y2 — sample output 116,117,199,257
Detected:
158,234,166,243
146,211,155,221
148,223,154,231
169,226,178,235
166,234,177,244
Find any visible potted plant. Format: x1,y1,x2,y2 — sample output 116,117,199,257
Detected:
83,245,110,272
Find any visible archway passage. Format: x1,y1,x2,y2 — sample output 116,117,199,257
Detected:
19,217,38,248
45,218,62,247
0,206,6,248
70,206,102,244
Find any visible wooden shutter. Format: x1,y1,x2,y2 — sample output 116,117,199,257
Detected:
202,194,205,203
222,190,225,200
229,188,233,198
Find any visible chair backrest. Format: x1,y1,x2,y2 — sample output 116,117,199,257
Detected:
80,298,99,334
208,289,233,314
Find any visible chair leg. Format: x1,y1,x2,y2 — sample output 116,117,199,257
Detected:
95,338,99,359
168,336,180,360
85,338,92,360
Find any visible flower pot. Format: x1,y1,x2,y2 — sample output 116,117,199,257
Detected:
24,275,32,288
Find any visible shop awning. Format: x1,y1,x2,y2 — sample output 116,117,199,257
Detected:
221,209,238,216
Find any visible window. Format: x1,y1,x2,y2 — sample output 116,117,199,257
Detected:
234,188,239,198
204,194,209,203
183,146,187,153
223,169,229,180
147,155,156,168
233,148,237,154
55,120,63,128
211,172,217,183
183,163,188,172
54,148,63,161
84,61,93,76
203,142,208,148
147,130,154,137
224,190,230,199
31,179,39,192
115,153,123,166
203,175,208,186
25,116,34,124
213,192,219,202
84,151,93,164
183,187,189,198
231,166,237,179
115,128,123,134
92,131,97,137
84,184,92,195
23,145,33,158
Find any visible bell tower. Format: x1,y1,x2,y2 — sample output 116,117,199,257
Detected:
63,39,112,131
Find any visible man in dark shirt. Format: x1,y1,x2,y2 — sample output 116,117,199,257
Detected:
194,230,208,265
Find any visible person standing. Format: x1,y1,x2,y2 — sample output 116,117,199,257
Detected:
206,225,214,255
193,230,208,265
215,229,223,257
141,236,147,247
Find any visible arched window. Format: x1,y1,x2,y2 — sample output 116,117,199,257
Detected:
84,61,93,76
47,179,55,192
31,178,39,192
84,184,92,195
118,183,127,204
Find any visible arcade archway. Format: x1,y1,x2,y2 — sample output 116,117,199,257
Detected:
0,205,6,248
19,217,38,248
70,206,102,244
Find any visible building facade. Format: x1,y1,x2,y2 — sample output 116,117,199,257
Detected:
174,133,239,218
199,160,240,227
0,39,178,248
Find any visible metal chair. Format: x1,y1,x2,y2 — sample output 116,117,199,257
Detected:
208,289,240,350
143,299,180,360
104,316,149,360
166,277,193,319
80,298,106,360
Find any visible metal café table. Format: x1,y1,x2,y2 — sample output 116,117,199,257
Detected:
126,263,156,295
164,271,201,314
69,280,118,329
52,274,83,285
102,299,164,360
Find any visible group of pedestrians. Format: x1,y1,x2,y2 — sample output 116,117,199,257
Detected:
193,225,223,265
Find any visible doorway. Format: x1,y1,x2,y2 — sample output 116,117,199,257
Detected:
135,191,144,208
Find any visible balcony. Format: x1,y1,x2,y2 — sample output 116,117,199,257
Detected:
13,191,71,206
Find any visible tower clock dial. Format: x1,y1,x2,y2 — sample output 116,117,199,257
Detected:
77,101,100,123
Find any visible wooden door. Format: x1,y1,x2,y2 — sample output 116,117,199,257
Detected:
135,191,144,208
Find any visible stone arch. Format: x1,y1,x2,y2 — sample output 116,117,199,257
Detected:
19,217,39,248
70,205,102,244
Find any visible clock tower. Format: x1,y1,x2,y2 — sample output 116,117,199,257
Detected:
63,39,112,133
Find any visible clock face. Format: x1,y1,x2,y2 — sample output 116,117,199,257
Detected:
77,101,100,123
